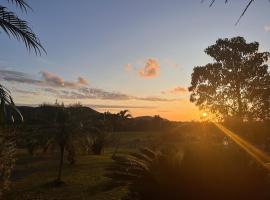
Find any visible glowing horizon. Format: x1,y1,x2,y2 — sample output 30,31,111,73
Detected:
1,1,269,121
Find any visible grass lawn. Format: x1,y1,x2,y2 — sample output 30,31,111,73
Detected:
8,131,162,200
9,152,126,200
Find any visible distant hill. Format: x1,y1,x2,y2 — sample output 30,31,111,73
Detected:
134,116,168,121
17,105,101,124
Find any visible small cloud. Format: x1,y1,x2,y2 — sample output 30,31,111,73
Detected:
170,86,187,94
77,77,89,85
139,58,160,78
124,64,133,71
40,71,65,87
161,86,187,95
264,25,270,32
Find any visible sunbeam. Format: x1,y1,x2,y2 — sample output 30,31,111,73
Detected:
214,122,270,170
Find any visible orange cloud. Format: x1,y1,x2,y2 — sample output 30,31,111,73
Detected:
162,86,187,95
139,58,160,78
40,71,89,88
171,86,187,94
124,63,133,71
78,77,89,85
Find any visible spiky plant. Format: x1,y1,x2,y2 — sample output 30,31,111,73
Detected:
0,86,22,198
106,148,184,200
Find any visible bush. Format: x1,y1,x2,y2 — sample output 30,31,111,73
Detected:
106,148,184,200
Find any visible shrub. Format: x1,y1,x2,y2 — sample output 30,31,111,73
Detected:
106,148,184,200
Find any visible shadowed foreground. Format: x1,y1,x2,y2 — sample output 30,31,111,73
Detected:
8,126,270,200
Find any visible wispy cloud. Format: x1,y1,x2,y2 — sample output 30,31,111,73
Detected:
53,88,179,102
13,88,41,96
162,86,187,95
264,25,270,32
170,86,187,94
139,58,160,78
1,69,177,102
40,71,88,88
86,104,156,109
0,69,89,89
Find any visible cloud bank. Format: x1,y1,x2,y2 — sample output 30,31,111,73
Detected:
0,69,178,102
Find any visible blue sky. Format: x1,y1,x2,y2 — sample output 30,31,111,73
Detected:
0,0,269,120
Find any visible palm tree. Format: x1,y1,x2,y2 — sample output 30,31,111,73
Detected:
0,0,44,196
0,86,23,197
37,103,81,184
117,110,132,120
0,0,45,54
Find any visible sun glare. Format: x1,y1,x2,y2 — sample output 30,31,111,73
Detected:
202,112,207,117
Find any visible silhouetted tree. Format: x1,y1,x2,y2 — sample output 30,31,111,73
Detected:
189,36,270,121
117,110,132,120
35,103,82,185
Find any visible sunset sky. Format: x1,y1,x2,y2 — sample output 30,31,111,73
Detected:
0,0,269,121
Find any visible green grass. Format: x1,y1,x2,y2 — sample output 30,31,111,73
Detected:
8,131,161,200
10,152,127,200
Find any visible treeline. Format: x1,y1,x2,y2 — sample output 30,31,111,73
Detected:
17,105,175,132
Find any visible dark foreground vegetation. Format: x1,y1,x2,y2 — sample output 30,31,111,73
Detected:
2,112,270,200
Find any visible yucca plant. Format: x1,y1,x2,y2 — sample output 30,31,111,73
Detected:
106,148,184,200
0,86,23,198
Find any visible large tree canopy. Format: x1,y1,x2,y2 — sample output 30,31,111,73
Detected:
189,36,270,121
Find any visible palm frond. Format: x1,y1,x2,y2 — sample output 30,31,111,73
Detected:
0,84,23,123
7,0,31,12
0,6,46,55
235,0,254,25
204,0,256,25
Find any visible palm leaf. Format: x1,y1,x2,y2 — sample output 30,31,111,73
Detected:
0,84,23,123
204,0,256,25
235,0,254,25
0,6,45,55
6,0,31,12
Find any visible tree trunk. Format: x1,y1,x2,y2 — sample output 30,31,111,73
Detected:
57,144,64,182
236,84,243,121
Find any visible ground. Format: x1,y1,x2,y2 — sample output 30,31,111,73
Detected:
7,125,270,199
8,132,161,200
